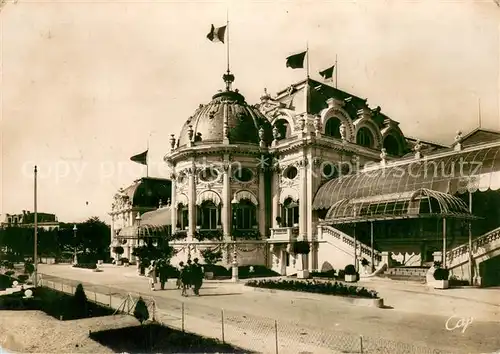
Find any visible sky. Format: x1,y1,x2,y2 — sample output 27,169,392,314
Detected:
0,0,499,223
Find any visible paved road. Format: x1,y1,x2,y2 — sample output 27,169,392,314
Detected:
38,264,500,354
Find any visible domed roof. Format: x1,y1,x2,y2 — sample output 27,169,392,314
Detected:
177,86,273,147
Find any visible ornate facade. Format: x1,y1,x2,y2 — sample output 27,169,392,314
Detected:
109,70,500,285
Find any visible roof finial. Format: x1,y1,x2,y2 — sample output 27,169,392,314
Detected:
223,71,235,91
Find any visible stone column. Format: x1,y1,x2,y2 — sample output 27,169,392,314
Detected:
258,168,266,238
171,172,177,232
298,159,308,239
306,153,315,241
188,166,196,241
222,161,231,241
272,168,280,227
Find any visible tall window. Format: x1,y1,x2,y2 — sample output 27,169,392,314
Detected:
199,201,219,230
383,134,400,156
234,199,257,229
177,203,189,230
282,198,299,227
325,117,341,138
273,119,290,140
356,127,374,148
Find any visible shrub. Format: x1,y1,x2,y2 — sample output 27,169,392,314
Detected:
2,261,14,269
113,246,124,256
202,264,230,277
17,275,29,283
344,264,356,275
246,279,378,299
4,270,15,277
449,276,469,286
238,265,279,279
200,248,223,265
433,268,450,281
73,263,97,270
311,269,336,279
24,262,35,275
133,297,149,324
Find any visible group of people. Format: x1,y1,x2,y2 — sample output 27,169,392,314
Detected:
147,257,204,296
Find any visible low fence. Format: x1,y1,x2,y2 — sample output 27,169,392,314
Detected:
38,274,451,354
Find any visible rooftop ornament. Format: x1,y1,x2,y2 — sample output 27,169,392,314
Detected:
272,126,280,145
187,125,194,141
454,131,463,151
314,115,322,135
169,134,176,150
380,148,387,166
339,123,346,142
259,127,266,148
414,139,422,159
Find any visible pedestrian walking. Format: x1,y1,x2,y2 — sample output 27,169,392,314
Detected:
176,261,184,289
192,258,204,296
185,259,193,290
147,260,157,291
157,258,168,290
180,261,190,297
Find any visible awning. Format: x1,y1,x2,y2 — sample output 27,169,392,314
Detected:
324,188,475,224
117,207,172,238
196,190,222,206
313,143,500,210
233,190,259,205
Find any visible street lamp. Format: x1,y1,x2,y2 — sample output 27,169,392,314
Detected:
72,225,78,265
353,205,358,272
231,194,239,282
136,212,141,274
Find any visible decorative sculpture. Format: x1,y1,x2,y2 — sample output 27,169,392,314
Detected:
169,134,176,150
259,127,266,148
272,126,280,141
339,123,346,141
380,148,387,165
414,139,422,158
187,125,194,140
314,116,321,135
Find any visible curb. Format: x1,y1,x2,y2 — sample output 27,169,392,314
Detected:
250,287,384,308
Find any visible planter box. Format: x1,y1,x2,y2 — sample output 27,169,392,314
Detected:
433,279,449,289
297,270,309,279
345,274,357,283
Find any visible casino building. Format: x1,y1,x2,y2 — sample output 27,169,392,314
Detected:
109,70,500,287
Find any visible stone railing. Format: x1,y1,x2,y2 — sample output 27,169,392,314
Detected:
447,226,500,267
317,225,382,263
270,226,299,242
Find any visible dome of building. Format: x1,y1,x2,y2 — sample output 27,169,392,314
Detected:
177,78,273,147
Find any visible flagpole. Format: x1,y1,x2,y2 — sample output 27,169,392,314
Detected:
478,98,482,128
226,8,230,74
335,54,338,88
34,165,38,287
146,133,150,178
306,41,310,79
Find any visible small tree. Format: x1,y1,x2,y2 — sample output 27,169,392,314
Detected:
24,261,35,275
72,283,88,318
200,248,223,265
113,246,124,259
134,297,149,324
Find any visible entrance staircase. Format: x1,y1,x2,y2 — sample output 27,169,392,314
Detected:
380,267,428,283
317,224,500,285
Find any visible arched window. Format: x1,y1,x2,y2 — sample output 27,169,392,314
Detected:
233,199,257,229
177,203,189,230
356,127,374,148
273,119,290,140
198,201,220,230
281,197,299,227
383,134,400,156
325,117,341,138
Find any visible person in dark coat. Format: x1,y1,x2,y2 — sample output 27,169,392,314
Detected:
185,259,193,289
157,258,168,290
192,258,204,296
180,261,191,297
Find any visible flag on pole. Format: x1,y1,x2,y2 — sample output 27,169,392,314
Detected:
130,150,148,165
319,65,335,80
286,51,307,69
207,24,227,43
